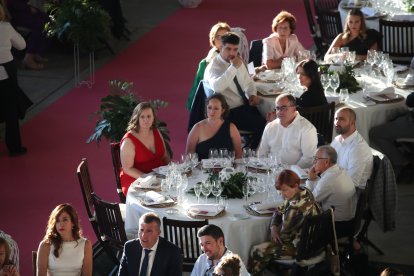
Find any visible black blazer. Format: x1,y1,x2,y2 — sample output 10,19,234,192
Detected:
118,237,183,276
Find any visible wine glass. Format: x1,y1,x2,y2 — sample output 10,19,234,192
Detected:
329,73,340,94
367,50,377,73
211,180,223,204
321,74,330,95
242,183,249,202
201,180,212,203
194,182,202,203
339,88,349,103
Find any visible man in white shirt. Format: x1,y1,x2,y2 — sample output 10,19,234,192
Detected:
191,224,250,276
331,107,373,189
204,32,266,149
258,93,317,168
118,212,182,276
306,145,357,238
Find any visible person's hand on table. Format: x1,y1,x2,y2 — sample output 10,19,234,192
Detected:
255,65,267,73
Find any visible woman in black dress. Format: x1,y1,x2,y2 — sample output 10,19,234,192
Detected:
325,9,381,62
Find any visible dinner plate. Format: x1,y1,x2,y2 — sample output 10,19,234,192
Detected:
368,93,404,103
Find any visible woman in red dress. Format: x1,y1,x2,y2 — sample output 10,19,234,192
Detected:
120,102,171,195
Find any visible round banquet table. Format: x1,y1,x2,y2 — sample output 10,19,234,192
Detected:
124,168,283,264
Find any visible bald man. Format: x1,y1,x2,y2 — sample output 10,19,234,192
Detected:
331,107,373,189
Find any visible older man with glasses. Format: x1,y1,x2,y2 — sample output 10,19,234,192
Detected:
257,93,317,168
306,145,357,239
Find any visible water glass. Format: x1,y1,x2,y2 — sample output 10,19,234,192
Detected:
329,73,340,93
219,196,228,210
321,74,330,95
340,88,349,102
160,179,168,194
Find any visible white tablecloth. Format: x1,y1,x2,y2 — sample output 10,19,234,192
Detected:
124,169,282,264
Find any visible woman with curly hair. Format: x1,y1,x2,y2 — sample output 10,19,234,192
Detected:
0,237,19,276
325,9,381,62
262,10,305,69
37,204,92,276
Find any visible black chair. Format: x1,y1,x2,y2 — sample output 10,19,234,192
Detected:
298,102,335,144
248,39,263,67
32,251,37,276
315,0,341,10
110,142,126,203
316,8,343,53
187,80,207,133
77,158,103,257
303,0,326,57
272,209,339,275
92,193,128,265
162,217,208,272
379,19,414,64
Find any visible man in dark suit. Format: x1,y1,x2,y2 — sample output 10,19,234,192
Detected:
118,212,182,276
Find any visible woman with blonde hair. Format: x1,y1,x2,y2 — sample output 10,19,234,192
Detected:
325,9,381,62
37,204,92,276
120,102,170,194
262,10,305,69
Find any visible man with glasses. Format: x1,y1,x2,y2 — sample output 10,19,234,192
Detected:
331,107,373,189
258,93,317,168
204,32,266,149
191,224,250,276
306,145,357,238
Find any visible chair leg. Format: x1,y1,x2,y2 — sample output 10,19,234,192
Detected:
356,213,384,255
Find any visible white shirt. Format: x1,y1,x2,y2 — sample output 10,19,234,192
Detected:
204,53,256,109
258,112,317,168
262,33,305,63
0,22,26,80
191,248,250,276
306,165,357,221
139,238,159,276
331,131,373,189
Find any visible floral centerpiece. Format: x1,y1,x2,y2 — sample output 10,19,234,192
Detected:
188,171,255,199
320,64,361,93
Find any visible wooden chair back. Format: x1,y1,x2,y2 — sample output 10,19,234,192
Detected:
248,39,263,67
91,193,127,263
298,102,335,144
77,158,95,219
303,0,326,57
379,19,414,64
316,8,343,48
315,0,340,10
162,217,208,272
110,142,126,203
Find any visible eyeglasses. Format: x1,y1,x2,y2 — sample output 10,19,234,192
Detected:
313,156,329,162
215,34,223,40
212,273,224,276
274,105,294,112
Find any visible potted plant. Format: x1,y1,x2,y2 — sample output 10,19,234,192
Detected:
87,80,173,157
45,0,112,51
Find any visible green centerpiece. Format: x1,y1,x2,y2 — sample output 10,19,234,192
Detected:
188,171,256,199
320,64,360,93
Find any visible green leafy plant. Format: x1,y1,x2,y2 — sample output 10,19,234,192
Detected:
320,64,360,94
45,0,112,51
87,80,173,157
188,171,255,199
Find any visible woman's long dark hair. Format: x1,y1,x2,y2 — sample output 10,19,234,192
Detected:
296,59,324,93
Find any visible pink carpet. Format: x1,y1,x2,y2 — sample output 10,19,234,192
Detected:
0,0,311,274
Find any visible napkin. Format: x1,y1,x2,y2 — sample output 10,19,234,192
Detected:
145,191,166,203
366,85,395,97
403,74,414,86
250,202,278,212
134,175,157,188
361,7,377,17
326,95,340,105
188,204,223,216
290,165,308,179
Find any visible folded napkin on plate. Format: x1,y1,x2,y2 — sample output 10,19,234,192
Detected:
188,204,222,215
250,202,278,212
290,165,308,179
145,191,166,203
403,74,414,85
134,175,157,188
366,85,395,97
361,7,377,17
